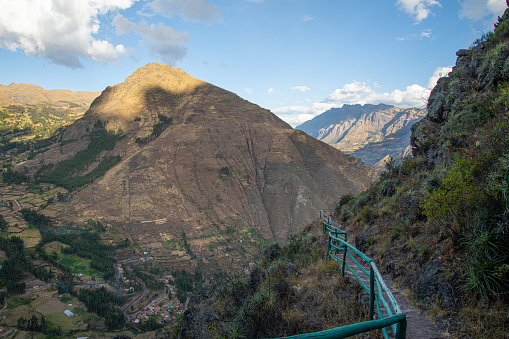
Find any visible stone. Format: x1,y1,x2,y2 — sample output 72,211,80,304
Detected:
412,259,457,310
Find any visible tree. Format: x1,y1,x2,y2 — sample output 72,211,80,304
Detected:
0,215,7,231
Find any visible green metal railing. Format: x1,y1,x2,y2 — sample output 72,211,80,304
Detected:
323,215,406,339
275,211,407,339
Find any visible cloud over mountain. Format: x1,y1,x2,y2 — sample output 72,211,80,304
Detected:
113,14,189,64
275,65,453,127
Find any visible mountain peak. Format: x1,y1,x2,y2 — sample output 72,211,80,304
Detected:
124,63,206,94
87,63,207,131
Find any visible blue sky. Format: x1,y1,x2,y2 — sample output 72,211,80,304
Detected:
0,0,506,126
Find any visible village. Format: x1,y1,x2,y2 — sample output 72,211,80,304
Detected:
115,259,187,326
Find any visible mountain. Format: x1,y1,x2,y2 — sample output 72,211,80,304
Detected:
0,83,100,137
0,83,100,106
297,104,426,169
20,63,378,269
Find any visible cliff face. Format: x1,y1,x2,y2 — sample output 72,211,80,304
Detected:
297,104,426,169
23,63,378,268
411,8,509,165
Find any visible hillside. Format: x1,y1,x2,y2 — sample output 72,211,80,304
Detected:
18,63,378,271
0,83,99,138
330,7,509,338
297,104,426,169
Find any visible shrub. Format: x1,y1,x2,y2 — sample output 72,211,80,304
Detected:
461,222,509,299
422,158,487,242
353,205,376,225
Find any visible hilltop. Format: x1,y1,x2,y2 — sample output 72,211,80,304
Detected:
297,104,426,169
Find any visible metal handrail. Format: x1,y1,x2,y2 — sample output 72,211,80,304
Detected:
322,215,406,339
275,313,406,339
273,211,406,339
274,210,406,339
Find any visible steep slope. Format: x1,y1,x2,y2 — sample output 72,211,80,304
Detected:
297,104,426,167
332,6,509,337
21,63,378,269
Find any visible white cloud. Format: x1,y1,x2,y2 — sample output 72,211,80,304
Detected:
245,88,253,95
327,82,373,103
149,0,220,24
274,102,339,126
326,81,429,108
303,15,314,22
397,29,433,41
460,0,507,21
396,0,441,23
113,14,188,64
0,0,135,68
268,88,275,94
292,86,311,92
427,66,452,89
488,0,507,14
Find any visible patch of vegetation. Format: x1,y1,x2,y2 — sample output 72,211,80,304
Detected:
0,102,85,138
20,208,51,227
178,232,377,338
0,236,30,293
171,269,202,303
35,122,122,190
36,229,116,280
135,114,173,145
75,287,125,330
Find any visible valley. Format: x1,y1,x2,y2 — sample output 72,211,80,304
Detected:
0,8,508,336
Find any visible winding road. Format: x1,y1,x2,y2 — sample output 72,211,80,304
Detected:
114,257,151,318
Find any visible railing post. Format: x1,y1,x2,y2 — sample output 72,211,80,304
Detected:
369,265,375,320
341,245,347,277
325,235,331,264
395,318,407,339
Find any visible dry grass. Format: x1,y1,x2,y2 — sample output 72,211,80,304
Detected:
454,300,509,338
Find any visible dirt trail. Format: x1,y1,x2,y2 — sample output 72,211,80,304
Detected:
326,216,444,339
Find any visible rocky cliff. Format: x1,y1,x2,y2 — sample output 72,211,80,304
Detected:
411,7,509,164
21,63,378,269
297,104,426,169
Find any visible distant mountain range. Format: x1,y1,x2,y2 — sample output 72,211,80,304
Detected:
0,83,100,137
297,104,427,169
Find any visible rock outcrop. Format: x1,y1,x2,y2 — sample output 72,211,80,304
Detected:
411,7,509,166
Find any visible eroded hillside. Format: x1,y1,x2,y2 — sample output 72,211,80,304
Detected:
19,63,378,271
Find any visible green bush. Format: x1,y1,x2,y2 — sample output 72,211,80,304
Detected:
462,222,509,299
422,158,487,241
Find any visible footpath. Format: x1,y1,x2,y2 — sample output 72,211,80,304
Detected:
326,216,444,339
